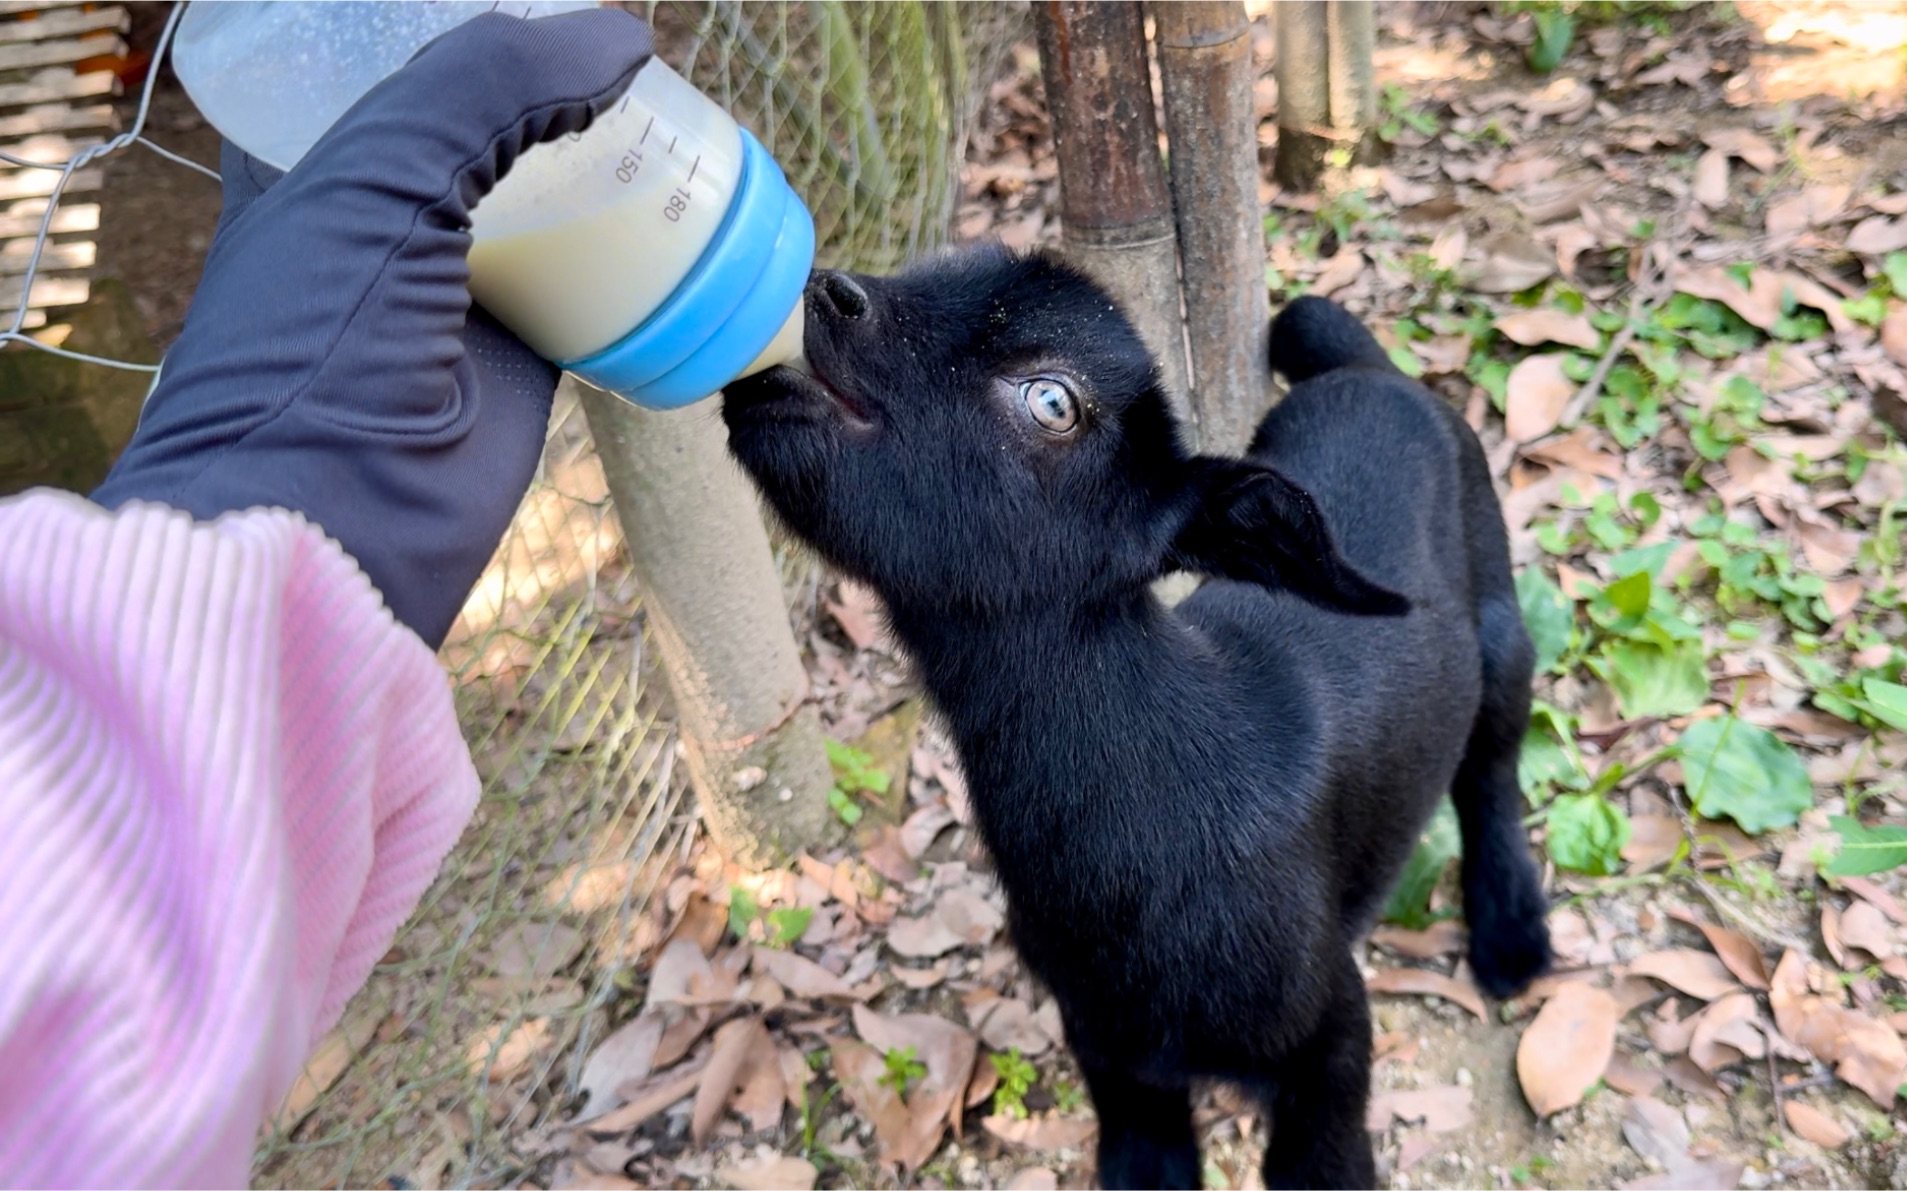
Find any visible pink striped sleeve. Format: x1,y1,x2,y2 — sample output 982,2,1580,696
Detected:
0,489,479,1188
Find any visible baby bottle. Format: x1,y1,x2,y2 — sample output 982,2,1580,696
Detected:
170,1,813,410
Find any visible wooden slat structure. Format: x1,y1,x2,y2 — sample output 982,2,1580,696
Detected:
0,2,121,331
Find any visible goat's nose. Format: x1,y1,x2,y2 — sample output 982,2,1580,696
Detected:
812,270,870,320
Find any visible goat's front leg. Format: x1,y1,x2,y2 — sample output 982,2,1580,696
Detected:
1253,956,1378,1190
1078,1060,1199,1190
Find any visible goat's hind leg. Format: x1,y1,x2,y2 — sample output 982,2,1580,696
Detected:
1079,1062,1199,1190
1453,593,1553,998
1252,956,1377,1190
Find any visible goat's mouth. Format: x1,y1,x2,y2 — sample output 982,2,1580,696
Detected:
740,358,877,431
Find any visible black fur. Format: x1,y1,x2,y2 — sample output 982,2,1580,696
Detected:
722,250,1552,1189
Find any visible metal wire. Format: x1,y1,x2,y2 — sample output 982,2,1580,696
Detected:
0,0,199,371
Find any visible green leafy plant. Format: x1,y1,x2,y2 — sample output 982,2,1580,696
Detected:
1546,792,1632,875
729,887,813,947
767,906,814,947
879,1045,927,1098
1676,715,1813,834
1382,798,1461,927
1581,570,1710,719
1378,82,1440,142
1517,569,1575,674
1520,702,1590,803
1824,815,1907,877
1051,1078,1086,1113
826,738,891,827
728,885,760,939
1528,6,1576,72
794,1077,842,1163
990,1049,1038,1120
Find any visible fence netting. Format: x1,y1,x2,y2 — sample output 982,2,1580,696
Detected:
0,1,1026,1185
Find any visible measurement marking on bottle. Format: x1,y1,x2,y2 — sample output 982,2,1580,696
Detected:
669,135,679,155
639,115,655,145
686,155,700,184
620,96,630,114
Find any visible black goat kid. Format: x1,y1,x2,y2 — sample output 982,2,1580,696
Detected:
722,246,1552,1189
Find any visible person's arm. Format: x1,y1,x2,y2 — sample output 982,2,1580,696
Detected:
0,492,476,1186
0,11,654,1185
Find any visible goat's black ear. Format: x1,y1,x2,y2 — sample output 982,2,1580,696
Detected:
1163,457,1411,617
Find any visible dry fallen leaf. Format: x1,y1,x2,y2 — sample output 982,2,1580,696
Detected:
1366,967,1488,1020
1628,949,1742,1001
1429,225,1469,273
1487,155,1562,192
1312,248,1365,298
693,1016,769,1145
1770,950,1907,1107
886,888,1004,958
484,921,586,982
1692,149,1730,210
1004,1169,1060,1191
1495,308,1601,351
577,1012,664,1120
1702,128,1779,172
1623,815,1684,870
1620,1158,1745,1190
272,1015,376,1134
753,948,862,1001
826,581,885,651
1674,265,1855,335
900,803,956,858
1367,1085,1474,1134
1621,1095,1691,1169
1842,876,1907,925
584,1054,709,1134
1764,184,1850,236
1467,230,1557,293
1846,215,1907,255
1782,1101,1852,1148
1604,1052,1665,1096
1882,306,1907,369
1371,920,1466,959
830,1040,920,1169
982,1114,1097,1151
719,1156,819,1191
971,996,1056,1056
1505,354,1575,443
891,960,952,990
851,1005,979,1168
1666,910,1771,990
1837,901,1897,964
1689,993,1767,1072
1517,983,1618,1116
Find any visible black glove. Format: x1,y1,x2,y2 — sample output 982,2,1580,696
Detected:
94,9,655,647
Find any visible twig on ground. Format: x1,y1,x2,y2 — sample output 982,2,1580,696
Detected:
1556,191,1696,433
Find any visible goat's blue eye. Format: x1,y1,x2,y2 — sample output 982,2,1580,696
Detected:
1022,378,1079,434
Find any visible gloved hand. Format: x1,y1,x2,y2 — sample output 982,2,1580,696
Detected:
93,9,654,647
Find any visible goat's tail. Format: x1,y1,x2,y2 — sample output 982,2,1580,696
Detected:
1267,295,1397,385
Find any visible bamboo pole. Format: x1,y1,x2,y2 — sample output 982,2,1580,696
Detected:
1032,0,1193,429
1153,0,1272,455
1273,0,1375,192
576,381,836,869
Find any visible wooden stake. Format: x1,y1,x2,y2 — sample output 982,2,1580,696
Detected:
1154,0,1273,453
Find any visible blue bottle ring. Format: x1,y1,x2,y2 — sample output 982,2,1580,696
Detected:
562,129,815,410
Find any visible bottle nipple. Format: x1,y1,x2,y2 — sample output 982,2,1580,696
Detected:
733,303,809,380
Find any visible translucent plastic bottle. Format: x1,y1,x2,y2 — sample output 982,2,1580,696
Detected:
171,1,813,409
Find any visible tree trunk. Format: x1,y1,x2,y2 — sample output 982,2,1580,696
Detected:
576,380,836,870
1273,0,1376,192
1032,0,1193,429
1153,0,1273,455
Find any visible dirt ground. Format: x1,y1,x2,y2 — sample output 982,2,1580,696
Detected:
80,2,1907,1189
